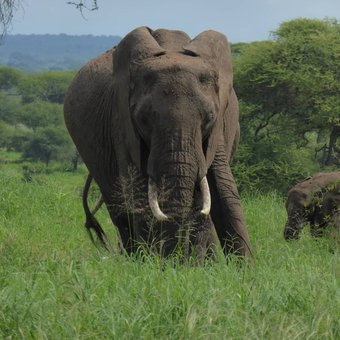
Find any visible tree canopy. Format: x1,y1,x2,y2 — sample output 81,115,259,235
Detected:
0,18,338,190
233,18,340,178
0,66,77,168
17,71,75,104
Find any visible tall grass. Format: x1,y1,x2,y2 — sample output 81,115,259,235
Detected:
0,168,339,339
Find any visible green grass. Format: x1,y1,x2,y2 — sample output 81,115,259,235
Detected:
0,167,339,339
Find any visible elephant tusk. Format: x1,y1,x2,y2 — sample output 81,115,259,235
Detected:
148,178,168,221
200,176,211,216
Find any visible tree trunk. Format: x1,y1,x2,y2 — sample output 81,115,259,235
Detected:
72,151,79,172
325,125,340,166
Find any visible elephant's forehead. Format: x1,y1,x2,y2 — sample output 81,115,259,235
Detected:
139,53,209,73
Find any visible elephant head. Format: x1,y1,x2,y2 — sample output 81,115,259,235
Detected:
284,172,340,241
64,27,252,257
111,27,233,220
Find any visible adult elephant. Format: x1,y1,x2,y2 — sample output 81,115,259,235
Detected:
64,27,252,258
284,172,340,240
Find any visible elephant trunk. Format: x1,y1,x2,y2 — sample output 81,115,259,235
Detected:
147,136,210,221
148,176,211,221
284,221,301,240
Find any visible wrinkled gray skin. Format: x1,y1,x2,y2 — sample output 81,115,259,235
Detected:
64,27,252,258
284,172,340,240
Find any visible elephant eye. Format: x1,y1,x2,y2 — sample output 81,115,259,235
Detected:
140,115,148,126
130,102,137,112
206,112,214,125
202,112,215,139
199,72,219,93
134,109,152,142
136,105,153,128
199,73,210,85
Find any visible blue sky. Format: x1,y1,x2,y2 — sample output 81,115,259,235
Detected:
10,0,340,42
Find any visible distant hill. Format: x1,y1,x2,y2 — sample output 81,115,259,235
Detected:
0,34,121,72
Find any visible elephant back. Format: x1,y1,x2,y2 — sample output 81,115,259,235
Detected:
64,49,114,130
295,172,340,194
63,48,117,200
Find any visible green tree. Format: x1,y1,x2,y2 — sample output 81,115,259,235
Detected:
22,126,70,166
0,66,22,90
0,91,21,124
4,125,32,152
0,120,14,148
273,18,340,165
17,71,75,104
234,18,340,170
17,101,63,130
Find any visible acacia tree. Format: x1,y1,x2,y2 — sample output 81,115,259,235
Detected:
22,126,70,166
17,71,75,104
234,18,340,167
0,66,21,89
274,18,340,165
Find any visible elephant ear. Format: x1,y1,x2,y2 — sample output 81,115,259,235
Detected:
184,31,234,167
112,27,165,174
183,30,233,99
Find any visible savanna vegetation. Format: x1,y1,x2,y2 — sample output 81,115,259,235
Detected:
0,18,339,338
0,18,338,193
0,158,339,338
0,66,78,170
232,18,339,193
0,34,121,72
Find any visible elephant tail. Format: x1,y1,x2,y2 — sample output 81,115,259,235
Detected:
83,173,108,250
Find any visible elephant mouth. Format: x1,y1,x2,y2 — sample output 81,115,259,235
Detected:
148,176,211,221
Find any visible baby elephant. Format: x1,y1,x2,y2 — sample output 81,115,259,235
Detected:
284,172,340,240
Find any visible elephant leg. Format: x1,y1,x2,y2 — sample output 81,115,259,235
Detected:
284,213,307,240
109,212,139,255
199,217,219,260
284,202,310,240
203,217,219,259
129,213,167,255
156,225,179,257
187,215,218,262
311,200,339,237
332,211,340,231
208,155,252,257
129,216,179,257
310,223,325,237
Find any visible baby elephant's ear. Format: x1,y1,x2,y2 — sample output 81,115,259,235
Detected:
183,30,233,106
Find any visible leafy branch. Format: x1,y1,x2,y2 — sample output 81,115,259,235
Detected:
0,0,22,37
66,0,99,19
0,0,100,37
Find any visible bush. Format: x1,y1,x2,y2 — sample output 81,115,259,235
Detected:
21,163,48,183
22,126,70,166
